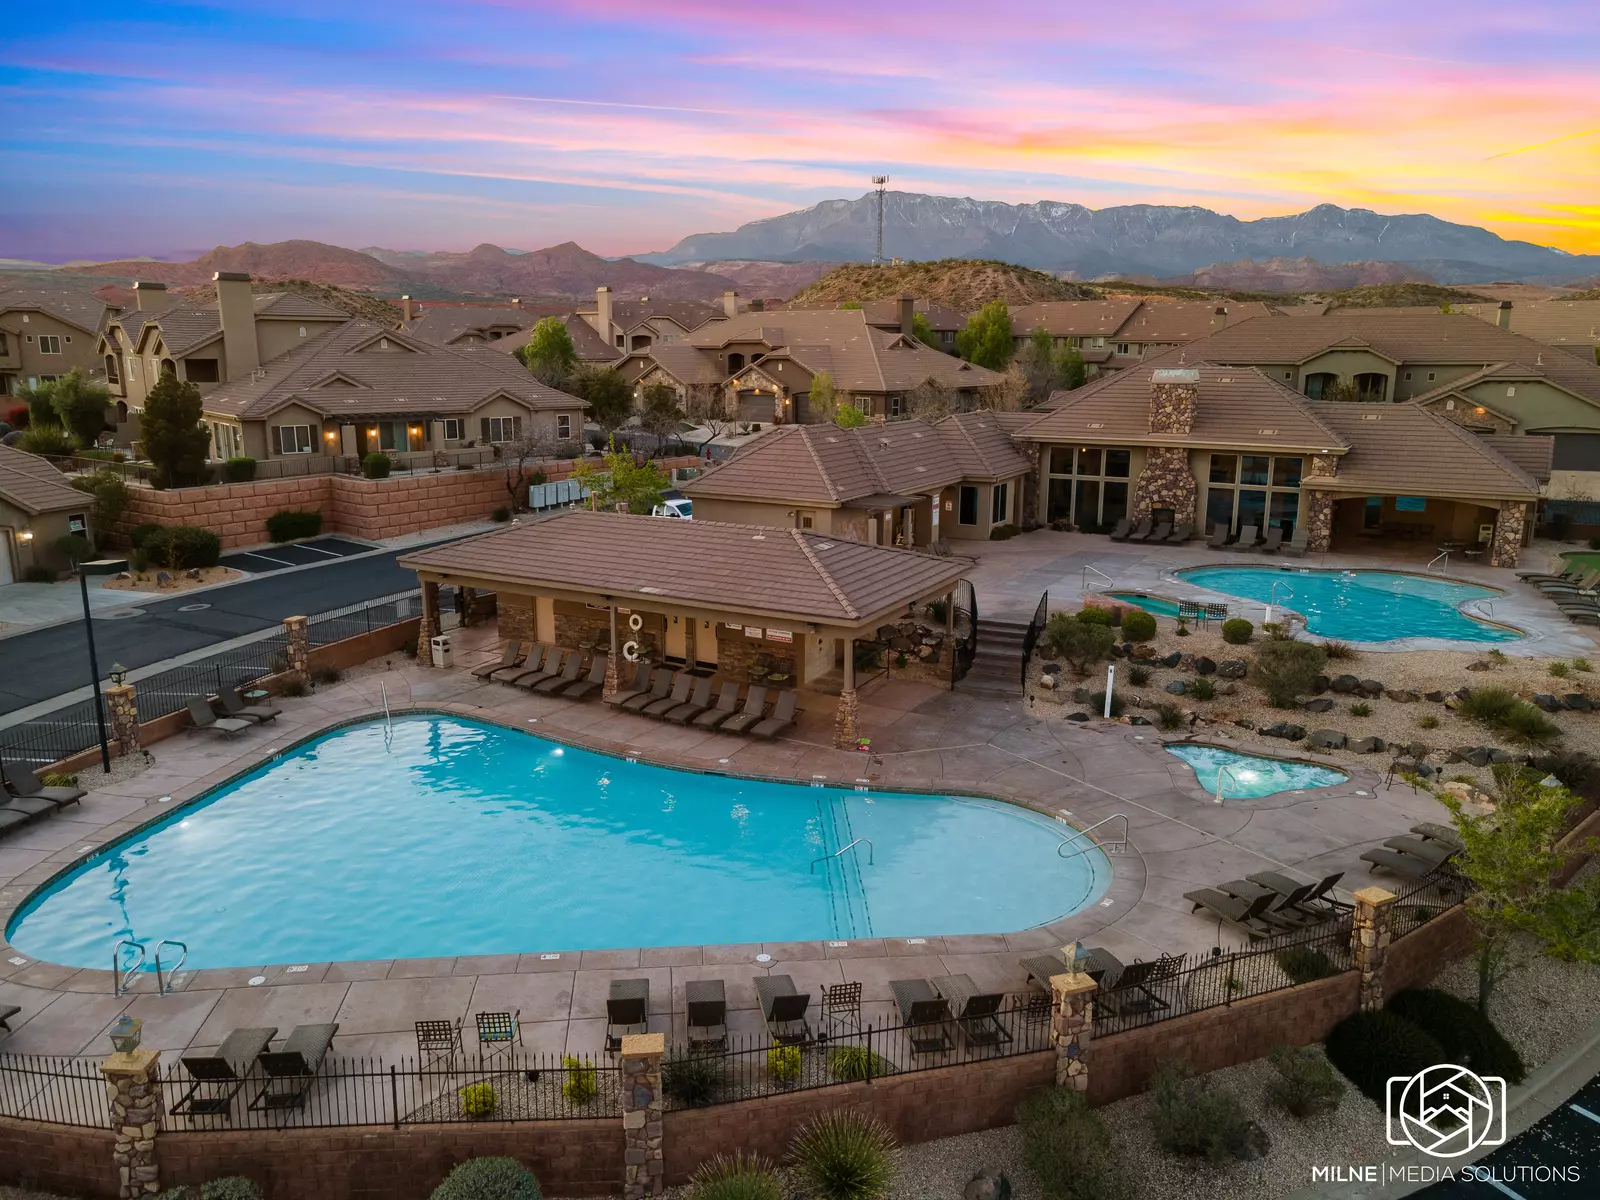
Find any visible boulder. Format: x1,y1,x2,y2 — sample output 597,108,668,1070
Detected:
1461,747,1493,767
1217,659,1249,679
1038,674,1059,691
1066,712,1090,723
1160,652,1183,668
186,567,201,580
1563,693,1593,711
1128,715,1151,726
1466,661,1491,672
1350,736,1387,754
1195,657,1217,675
1165,680,1188,695
1489,749,1520,764
1358,679,1386,698
1261,722,1307,741
965,1171,1013,1200
155,571,173,587
1302,698,1335,713
1310,674,1331,695
1533,694,1563,713
1308,729,1347,750
1424,691,1447,703
1216,681,1237,696
1444,695,1465,711
1330,674,1360,694
1234,719,1256,731
1386,689,1420,704
1042,662,1061,675
1403,742,1431,759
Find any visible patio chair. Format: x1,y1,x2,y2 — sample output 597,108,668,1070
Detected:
606,663,654,708
1107,518,1133,542
1183,889,1282,939
1165,523,1194,543
691,682,743,729
172,1026,277,1117
1411,822,1464,850
474,1010,522,1062
507,645,558,688
1360,846,1454,878
1,761,84,808
1380,835,1458,865
1517,561,1587,583
1245,871,1349,917
605,979,650,1052
642,672,694,717
1205,524,1229,549
532,651,584,694
1099,955,1182,1016
751,691,799,739
0,1004,18,1034
820,982,862,1038
753,975,811,1045
719,685,770,735
621,669,676,713
933,974,1010,1049
1235,524,1260,551
1534,569,1600,593
562,656,609,700
250,1023,338,1111
664,676,713,724
1124,518,1154,543
685,979,728,1050
415,1018,463,1068
217,687,281,724
1259,526,1285,554
1145,521,1172,544
0,810,28,838
889,979,954,1055
187,696,250,738
473,640,523,679
1018,945,1081,988
1,795,54,824
1282,528,1309,558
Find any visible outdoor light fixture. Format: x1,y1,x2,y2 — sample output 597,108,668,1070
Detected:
108,1015,142,1054
18,528,32,543
108,663,127,686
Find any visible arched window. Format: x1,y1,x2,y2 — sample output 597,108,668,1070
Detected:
1303,372,1337,400
727,352,745,372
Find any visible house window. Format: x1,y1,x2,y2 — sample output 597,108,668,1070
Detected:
800,514,814,529
556,414,571,440
442,418,464,441
1115,342,1136,356
888,394,905,417
1506,386,1516,397
1427,372,1437,382
991,482,1010,525
0,333,7,354
185,358,220,383
1205,453,1303,535
38,335,62,354
958,485,979,526
130,358,140,377
275,424,314,454
1046,446,1131,530
1404,372,1412,381
481,415,523,443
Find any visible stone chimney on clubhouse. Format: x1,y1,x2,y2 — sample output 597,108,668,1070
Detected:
1149,368,1199,435
214,271,260,381
899,293,915,336
723,290,738,319
1497,301,1512,330
400,295,415,322
1211,305,1228,330
133,281,169,313
596,286,614,343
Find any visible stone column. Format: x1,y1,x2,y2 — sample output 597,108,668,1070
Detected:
416,580,440,666
283,615,310,684
459,586,478,627
1304,490,1335,553
1490,500,1528,568
103,1049,162,1198
106,683,140,757
604,606,621,700
619,1033,664,1199
1049,972,1097,1092
834,635,859,750
1130,447,1197,521
1350,886,1397,1011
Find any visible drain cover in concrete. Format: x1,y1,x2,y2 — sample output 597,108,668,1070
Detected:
177,603,211,612
97,607,146,620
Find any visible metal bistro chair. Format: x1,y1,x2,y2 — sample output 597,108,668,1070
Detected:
820,982,862,1039
415,1018,463,1069
475,1009,522,1064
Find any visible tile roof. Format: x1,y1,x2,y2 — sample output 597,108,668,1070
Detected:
0,445,87,515
197,321,585,422
623,342,726,387
0,287,114,336
490,313,622,364
1303,403,1540,499
1462,300,1600,356
1010,299,1142,339
1479,434,1553,483
582,298,724,334
106,291,349,356
857,297,968,333
398,508,972,626
933,411,1034,479
403,305,537,346
1114,301,1272,343
1405,361,1600,412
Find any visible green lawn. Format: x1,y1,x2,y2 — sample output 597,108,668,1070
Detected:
1558,551,1600,572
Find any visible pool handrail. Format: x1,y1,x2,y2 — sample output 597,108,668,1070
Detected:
155,939,188,995
810,836,874,874
1057,814,1128,860
1215,764,1241,804
1427,550,1450,573
113,939,145,996
1082,564,1114,590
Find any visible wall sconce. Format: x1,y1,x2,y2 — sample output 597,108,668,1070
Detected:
325,429,337,440
108,663,127,686
18,528,33,543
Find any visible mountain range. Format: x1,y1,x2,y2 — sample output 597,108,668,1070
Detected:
645,193,1600,284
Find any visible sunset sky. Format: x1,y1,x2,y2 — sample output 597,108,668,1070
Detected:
3,0,1597,261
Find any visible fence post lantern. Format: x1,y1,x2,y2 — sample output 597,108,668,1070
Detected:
108,1014,143,1054
108,663,127,687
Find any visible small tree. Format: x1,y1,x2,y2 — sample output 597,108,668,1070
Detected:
501,428,558,512
141,374,211,489
570,365,633,436
1058,343,1088,390
1046,612,1116,676
1253,639,1327,707
17,380,56,430
955,301,1013,369
571,437,669,514
682,381,739,453
49,368,112,447
986,363,1031,412
806,371,837,424
904,377,958,422
639,382,685,447
1021,327,1061,404
835,402,869,429
911,311,941,350
70,468,130,528
517,316,578,387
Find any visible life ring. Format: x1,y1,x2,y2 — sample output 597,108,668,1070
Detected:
622,640,641,662
628,613,644,632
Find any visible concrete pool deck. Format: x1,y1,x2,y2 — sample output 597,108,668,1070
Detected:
0,621,1458,1065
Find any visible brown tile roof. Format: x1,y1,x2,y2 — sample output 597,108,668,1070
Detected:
934,411,1033,480
0,446,87,515
198,321,584,422
402,305,536,346
1479,433,1553,483
1462,300,1600,356
1010,299,1141,339
398,508,972,627
1304,402,1540,499
857,297,968,333
620,342,726,387
575,297,724,334
109,291,349,356
0,287,115,336
1020,364,1350,453
1406,361,1600,413
1112,301,1272,343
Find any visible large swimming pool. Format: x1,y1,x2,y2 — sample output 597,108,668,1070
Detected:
1176,567,1518,643
7,716,1109,970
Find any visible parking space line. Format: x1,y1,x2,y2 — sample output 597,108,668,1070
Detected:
299,544,349,557
232,552,297,568
1572,1102,1599,1123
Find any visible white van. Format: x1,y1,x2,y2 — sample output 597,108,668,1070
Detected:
652,497,693,520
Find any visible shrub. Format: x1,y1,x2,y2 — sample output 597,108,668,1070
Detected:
459,1081,497,1118
766,1045,801,1083
561,1055,597,1104
687,1152,784,1200
15,424,76,457
71,467,131,526
311,663,342,686
1590,537,1600,551
788,1111,896,1200
1088,690,1126,718
42,772,78,788
1254,639,1328,708
925,598,949,623
1076,605,1113,625
159,1180,263,1200
362,452,392,479
1015,1086,1132,1200
1188,676,1216,701
1530,750,1595,789
130,547,149,572
1386,989,1526,1084
23,565,55,582
1277,945,1339,984
1499,702,1562,747
1460,686,1518,725
1155,702,1184,731
1349,702,1371,717
662,1050,726,1107
1266,1045,1345,1119
429,1156,541,1200
1548,660,1571,678
55,533,92,564
130,522,164,550
1322,640,1356,661
1127,664,1151,686
1575,657,1593,672
988,523,1020,540
1121,610,1157,643
222,456,257,482
1221,618,1254,645
143,525,222,569
827,1045,893,1082
1324,1010,1446,1103
1148,1060,1261,1164
491,506,512,522
265,509,323,542
280,678,308,698
1045,612,1116,675
1418,714,1440,730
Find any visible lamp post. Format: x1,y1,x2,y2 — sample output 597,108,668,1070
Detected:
73,552,112,774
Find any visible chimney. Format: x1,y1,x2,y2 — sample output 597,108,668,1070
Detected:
511,297,522,309
1212,305,1228,330
400,295,414,322
1149,368,1199,435
899,293,915,336
595,286,614,341
214,271,260,381
1497,300,1512,330
133,281,169,313
723,290,738,319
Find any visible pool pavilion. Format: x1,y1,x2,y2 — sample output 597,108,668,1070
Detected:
398,509,974,747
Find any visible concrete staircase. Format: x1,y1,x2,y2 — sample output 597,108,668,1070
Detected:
957,616,1031,698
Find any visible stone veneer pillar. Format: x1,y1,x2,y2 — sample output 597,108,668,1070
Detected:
1351,886,1397,1011
103,1049,162,1198
1304,491,1335,553
1130,446,1197,521
283,615,310,683
416,580,440,666
459,586,478,627
604,606,620,700
1050,972,1097,1091
619,1033,665,1199
834,635,860,749
106,683,140,757
1490,500,1528,568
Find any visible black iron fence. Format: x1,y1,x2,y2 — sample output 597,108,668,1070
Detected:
1020,589,1049,685
1387,872,1470,940
304,590,422,648
0,1053,113,1127
951,579,978,686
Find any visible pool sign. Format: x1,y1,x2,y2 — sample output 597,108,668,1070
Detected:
766,628,793,643
1386,1064,1506,1158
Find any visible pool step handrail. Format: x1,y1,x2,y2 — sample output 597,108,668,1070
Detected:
381,683,392,734
113,939,145,996
154,939,188,996
1215,764,1241,804
1427,550,1449,573
1057,814,1129,859
1081,564,1114,590
810,837,874,874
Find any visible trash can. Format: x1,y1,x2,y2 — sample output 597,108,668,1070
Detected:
430,633,454,668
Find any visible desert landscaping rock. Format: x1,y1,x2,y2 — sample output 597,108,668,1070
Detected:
1302,698,1335,713
1534,693,1562,712
1310,674,1330,694
1467,660,1491,671
1330,674,1359,694
1218,659,1248,679
1165,680,1188,695
1385,688,1419,703
1195,657,1217,675
1358,678,1386,697
1424,690,1447,702
1261,722,1306,741
1308,729,1347,749
1160,651,1182,667
1562,693,1593,710
1350,736,1386,753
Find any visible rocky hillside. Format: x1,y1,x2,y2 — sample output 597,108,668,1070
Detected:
65,240,407,287
1318,282,1491,308
678,259,837,299
789,259,1098,310
387,241,736,301
1166,256,1431,292
181,278,402,326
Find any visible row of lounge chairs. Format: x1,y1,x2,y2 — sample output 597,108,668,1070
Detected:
474,642,609,699
1019,945,1183,1017
1203,523,1308,556
1359,822,1463,878
173,1023,339,1117
187,688,283,738
1184,871,1350,939
0,760,85,841
1516,562,1600,627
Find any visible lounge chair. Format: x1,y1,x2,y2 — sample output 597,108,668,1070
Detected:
686,979,727,1050
889,979,954,1055
1205,524,1229,549
475,1009,522,1062
642,672,694,717
217,687,281,724
753,974,810,1044
621,669,676,713
1107,519,1133,542
532,651,584,694
1183,889,1282,939
562,656,609,700
1216,879,1322,927
1019,945,1083,988
1245,870,1348,916
1567,610,1600,626
1,795,55,824
1165,523,1194,543
1518,562,1587,583
1,761,84,808
1235,524,1260,551
1360,846,1452,878
187,696,250,738
0,810,29,837
473,641,523,679
1124,518,1154,543
250,1023,338,1111
751,691,799,739
663,676,713,724
933,974,1010,1049
507,645,557,688
606,663,653,708
1535,570,1600,594
606,979,650,1052
172,1026,277,1117
1411,822,1464,849
1382,835,1457,865
719,685,770,735
415,1018,463,1067
1259,526,1285,554
1098,955,1181,1016
820,982,862,1038
691,682,742,729
1282,528,1309,558
1145,521,1172,543
0,1004,18,1034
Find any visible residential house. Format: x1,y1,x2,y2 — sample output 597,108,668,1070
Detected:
1006,299,1271,374
0,444,92,583
574,287,732,353
1462,300,1600,364
492,312,621,367
400,299,540,346
857,297,967,351
0,287,118,398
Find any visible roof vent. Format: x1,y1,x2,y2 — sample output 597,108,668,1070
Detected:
816,542,835,550
1361,413,1382,421
751,534,766,540
1086,422,1104,429
1219,377,1234,383
1258,428,1277,435
639,586,664,594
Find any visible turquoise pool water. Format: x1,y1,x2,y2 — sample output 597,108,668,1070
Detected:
6,716,1109,970
1165,745,1347,798
1175,567,1518,643
1107,591,1184,618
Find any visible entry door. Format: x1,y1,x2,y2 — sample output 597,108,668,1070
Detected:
0,532,13,585
665,616,687,660
696,621,719,667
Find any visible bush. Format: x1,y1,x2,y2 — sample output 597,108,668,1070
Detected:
43,772,78,788
131,547,149,572
1349,702,1371,717
280,678,308,698
1324,1010,1446,1103
1128,664,1151,687
1322,640,1356,661
1276,945,1339,984
1088,690,1126,718
222,456,257,482
429,1156,541,1200
1154,702,1184,731
158,1180,263,1200
130,522,163,550
459,1082,497,1118
1221,618,1254,645
141,525,221,570
311,663,342,686
1266,1045,1345,1119
1575,657,1593,672
1548,660,1570,678
1530,750,1595,789
1188,676,1216,701
55,533,92,564
1148,1060,1262,1164
827,1045,893,1082
988,523,1020,540
266,509,323,543
1016,1086,1132,1200
1077,605,1113,625
1254,639,1328,708
766,1045,801,1083
15,424,76,457
1418,714,1440,730
23,566,55,582
491,506,512,522
1046,612,1116,675
1386,989,1526,1084
788,1111,896,1200
687,1152,785,1200
1121,610,1157,643
561,1056,597,1104
362,452,392,479
71,467,131,526
662,1050,726,1107
1460,686,1518,725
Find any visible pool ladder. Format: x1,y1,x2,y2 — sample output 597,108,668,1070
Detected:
113,938,189,996
1214,765,1242,804
810,837,874,873
1057,814,1129,859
